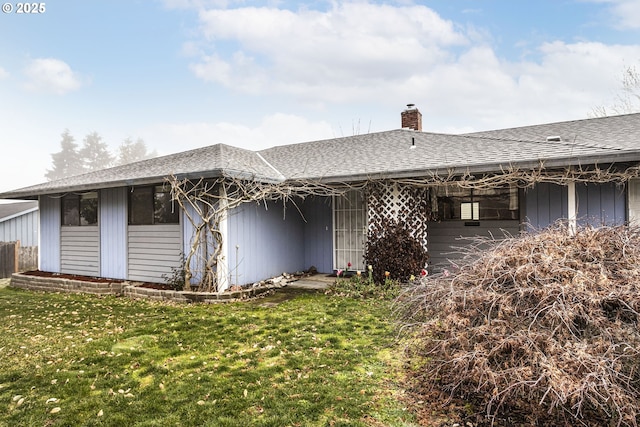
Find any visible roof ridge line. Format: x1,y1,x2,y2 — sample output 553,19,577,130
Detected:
255,152,286,181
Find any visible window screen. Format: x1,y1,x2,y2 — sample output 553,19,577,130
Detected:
62,193,98,226
129,186,178,225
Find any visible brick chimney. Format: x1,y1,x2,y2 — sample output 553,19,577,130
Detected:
401,104,422,131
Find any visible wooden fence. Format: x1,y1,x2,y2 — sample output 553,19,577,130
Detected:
0,241,38,278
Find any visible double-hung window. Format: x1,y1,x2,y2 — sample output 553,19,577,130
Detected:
129,186,179,225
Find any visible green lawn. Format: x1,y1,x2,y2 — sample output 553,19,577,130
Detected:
0,286,416,426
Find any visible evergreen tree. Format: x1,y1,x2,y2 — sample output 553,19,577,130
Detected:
45,129,84,181
79,132,114,172
116,137,157,166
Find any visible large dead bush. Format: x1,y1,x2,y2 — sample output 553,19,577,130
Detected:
398,224,640,426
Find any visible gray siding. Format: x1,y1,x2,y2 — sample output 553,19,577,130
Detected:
629,179,640,224
0,209,38,246
525,182,626,229
39,196,60,272
524,183,568,230
100,187,127,279
128,224,182,283
61,226,100,276
428,220,521,271
576,182,626,226
301,196,333,273
227,200,305,286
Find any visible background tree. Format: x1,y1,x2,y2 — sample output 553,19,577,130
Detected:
115,137,157,166
46,130,158,181
79,132,114,172
592,64,640,117
45,129,85,181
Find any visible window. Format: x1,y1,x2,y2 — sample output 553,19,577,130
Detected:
460,202,480,220
61,193,98,226
129,186,179,225
436,185,518,221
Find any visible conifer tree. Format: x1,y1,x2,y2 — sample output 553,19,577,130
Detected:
116,137,157,166
45,129,84,181
79,132,114,172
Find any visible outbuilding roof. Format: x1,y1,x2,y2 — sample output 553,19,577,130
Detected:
2,113,640,199
0,201,38,222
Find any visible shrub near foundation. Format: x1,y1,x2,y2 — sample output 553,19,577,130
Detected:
365,219,429,284
398,224,640,426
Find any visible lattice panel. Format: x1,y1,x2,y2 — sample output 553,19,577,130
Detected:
366,182,431,250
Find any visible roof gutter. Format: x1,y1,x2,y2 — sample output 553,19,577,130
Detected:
0,168,286,200
3,149,640,199
307,150,640,184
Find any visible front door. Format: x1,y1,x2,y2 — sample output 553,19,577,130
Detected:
333,190,367,271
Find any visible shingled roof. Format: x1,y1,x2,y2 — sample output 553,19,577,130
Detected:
0,201,38,222
466,112,640,151
0,144,281,199
2,113,640,200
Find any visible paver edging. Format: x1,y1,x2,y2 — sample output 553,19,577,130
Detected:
9,272,281,303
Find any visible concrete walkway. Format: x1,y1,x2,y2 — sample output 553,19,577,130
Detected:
287,274,336,290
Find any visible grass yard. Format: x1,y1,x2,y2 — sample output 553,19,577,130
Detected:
0,286,415,427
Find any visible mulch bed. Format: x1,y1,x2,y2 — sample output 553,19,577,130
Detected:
20,270,168,289
21,270,125,284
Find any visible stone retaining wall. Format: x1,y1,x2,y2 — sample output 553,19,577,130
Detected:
9,273,278,303
10,273,125,295
123,284,276,303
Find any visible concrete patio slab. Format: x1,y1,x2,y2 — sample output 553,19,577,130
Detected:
287,274,335,290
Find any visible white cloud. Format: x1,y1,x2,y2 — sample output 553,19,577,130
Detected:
609,0,640,29
410,41,640,132
138,113,334,155
580,0,640,30
0,66,9,80
169,1,640,136
188,2,468,103
183,1,640,126
23,58,86,95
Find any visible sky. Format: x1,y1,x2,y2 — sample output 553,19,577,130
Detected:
1,0,640,193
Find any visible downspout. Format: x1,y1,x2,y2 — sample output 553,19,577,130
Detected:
37,195,42,271
567,181,577,236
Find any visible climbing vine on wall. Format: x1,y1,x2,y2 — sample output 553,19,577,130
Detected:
166,161,640,292
166,174,359,292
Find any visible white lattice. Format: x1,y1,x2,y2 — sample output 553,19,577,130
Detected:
367,182,430,249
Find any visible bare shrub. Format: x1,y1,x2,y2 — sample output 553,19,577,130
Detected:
365,219,429,283
397,223,640,426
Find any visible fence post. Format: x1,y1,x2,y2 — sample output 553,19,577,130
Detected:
14,240,20,273
0,242,17,278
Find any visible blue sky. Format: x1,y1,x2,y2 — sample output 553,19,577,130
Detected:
1,0,640,193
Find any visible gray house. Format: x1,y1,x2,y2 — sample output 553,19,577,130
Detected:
0,201,39,246
1,107,639,290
